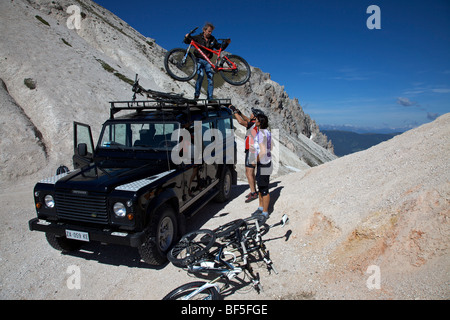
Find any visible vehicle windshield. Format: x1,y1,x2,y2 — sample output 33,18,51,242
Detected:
98,121,179,151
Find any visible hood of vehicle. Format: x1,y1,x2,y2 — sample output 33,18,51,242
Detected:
53,162,171,192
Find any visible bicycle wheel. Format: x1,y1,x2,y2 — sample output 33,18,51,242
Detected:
244,216,270,237
213,219,247,240
167,229,216,268
164,48,197,81
219,54,251,86
162,281,220,300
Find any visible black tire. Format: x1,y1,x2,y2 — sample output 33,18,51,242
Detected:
167,229,216,268
162,281,220,300
164,48,197,81
219,54,251,86
214,166,233,202
138,204,178,265
213,219,247,240
45,233,83,252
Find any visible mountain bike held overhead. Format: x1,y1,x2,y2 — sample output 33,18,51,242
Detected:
185,23,226,100
164,23,251,99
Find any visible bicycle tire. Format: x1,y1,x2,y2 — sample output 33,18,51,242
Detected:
244,216,271,237
162,281,220,300
167,229,216,268
164,48,197,81
213,219,247,240
219,54,251,86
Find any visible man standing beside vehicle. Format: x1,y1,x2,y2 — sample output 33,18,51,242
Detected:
184,23,230,100
253,113,272,220
230,106,265,203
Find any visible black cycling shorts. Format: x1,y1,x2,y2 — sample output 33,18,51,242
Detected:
256,161,272,196
245,150,256,168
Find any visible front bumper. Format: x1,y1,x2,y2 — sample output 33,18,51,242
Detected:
28,218,146,247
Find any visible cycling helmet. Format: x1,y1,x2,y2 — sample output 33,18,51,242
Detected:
251,107,265,117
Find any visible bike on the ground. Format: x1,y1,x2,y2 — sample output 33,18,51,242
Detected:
162,214,289,300
164,27,251,86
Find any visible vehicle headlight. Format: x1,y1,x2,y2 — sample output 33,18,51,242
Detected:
113,202,126,217
44,195,55,208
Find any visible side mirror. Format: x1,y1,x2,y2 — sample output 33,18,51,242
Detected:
78,143,88,157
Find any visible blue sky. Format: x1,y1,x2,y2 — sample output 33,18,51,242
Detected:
94,0,450,131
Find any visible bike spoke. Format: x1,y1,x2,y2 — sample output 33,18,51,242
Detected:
164,48,197,81
219,55,251,86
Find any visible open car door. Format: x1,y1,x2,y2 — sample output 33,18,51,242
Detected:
73,122,94,169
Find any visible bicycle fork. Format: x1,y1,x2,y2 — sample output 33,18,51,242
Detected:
255,220,279,275
183,43,193,64
261,247,278,275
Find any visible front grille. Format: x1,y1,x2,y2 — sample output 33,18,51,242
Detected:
55,190,109,224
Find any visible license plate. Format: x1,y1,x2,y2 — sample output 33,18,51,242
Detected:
66,229,89,242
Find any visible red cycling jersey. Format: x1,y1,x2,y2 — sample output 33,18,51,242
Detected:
245,120,258,152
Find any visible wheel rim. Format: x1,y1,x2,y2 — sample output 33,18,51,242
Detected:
167,50,195,80
158,216,174,251
223,172,231,197
219,55,250,85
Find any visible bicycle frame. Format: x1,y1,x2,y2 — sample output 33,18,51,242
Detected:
185,39,237,72
181,281,220,300
181,219,270,299
165,214,289,300
182,246,244,300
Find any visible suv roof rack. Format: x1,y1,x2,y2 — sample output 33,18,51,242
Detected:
108,74,232,119
109,98,232,119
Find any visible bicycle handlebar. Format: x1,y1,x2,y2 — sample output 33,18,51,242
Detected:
270,214,290,228
184,27,230,49
188,27,198,36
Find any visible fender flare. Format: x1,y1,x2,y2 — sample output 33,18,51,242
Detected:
144,188,185,236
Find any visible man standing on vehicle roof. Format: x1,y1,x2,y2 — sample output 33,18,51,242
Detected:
184,23,230,100
230,105,265,203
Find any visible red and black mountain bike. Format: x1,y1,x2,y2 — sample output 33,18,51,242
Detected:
164,27,251,86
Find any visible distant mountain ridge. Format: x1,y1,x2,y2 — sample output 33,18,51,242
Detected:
320,123,410,134
322,130,401,157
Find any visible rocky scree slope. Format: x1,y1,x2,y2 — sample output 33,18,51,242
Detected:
264,113,449,299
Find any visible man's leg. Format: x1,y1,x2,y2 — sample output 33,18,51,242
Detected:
261,191,270,214
205,63,214,99
195,60,205,98
246,166,256,193
245,151,258,202
255,162,271,218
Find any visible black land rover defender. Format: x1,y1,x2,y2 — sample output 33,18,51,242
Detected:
29,89,237,265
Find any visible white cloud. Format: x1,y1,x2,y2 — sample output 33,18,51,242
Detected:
431,88,450,93
396,97,417,107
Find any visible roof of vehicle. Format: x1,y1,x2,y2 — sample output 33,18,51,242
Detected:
108,98,233,124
